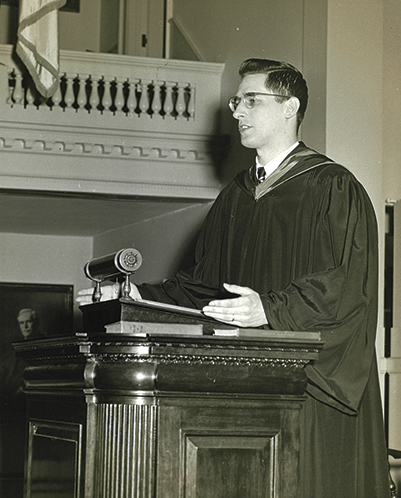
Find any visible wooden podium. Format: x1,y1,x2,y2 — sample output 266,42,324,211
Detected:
15,298,323,498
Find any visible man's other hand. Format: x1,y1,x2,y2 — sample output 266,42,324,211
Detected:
76,283,141,306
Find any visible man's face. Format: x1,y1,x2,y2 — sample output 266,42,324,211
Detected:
232,73,289,154
18,312,34,339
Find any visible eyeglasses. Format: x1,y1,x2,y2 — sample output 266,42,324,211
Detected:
228,92,291,112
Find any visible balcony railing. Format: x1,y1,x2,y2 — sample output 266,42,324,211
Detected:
8,70,195,122
0,45,225,200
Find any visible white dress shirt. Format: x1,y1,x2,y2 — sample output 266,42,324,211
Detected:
256,142,299,181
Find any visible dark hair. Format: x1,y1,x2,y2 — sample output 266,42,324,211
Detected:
239,58,308,130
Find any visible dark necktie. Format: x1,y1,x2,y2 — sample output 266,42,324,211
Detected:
256,167,266,183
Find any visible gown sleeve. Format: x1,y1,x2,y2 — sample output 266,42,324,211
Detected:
138,187,234,307
261,167,379,415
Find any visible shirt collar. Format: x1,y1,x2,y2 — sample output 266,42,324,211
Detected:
256,142,299,179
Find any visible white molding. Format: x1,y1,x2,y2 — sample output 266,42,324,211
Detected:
0,174,220,200
0,44,225,202
0,44,224,74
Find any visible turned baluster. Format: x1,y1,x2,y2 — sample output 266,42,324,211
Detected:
89,75,100,113
102,76,113,113
64,73,75,109
51,80,63,110
126,79,138,116
138,80,150,117
163,81,174,118
25,82,36,108
114,77,125,115
152,80,162,118
12,72,24,106
7,72,14,105
76,74,88,111
186,84,195,118
175,82,186,118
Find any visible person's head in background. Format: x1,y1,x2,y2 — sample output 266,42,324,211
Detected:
17,308,40,340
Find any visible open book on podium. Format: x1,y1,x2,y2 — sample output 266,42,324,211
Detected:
101,297,233,337
80,296,320,341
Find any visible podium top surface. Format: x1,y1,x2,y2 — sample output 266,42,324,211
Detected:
14,299,325,398
79,297,323,343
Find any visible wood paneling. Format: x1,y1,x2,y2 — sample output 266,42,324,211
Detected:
15,304,323,497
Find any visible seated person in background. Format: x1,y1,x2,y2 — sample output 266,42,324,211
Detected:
77,58,390,497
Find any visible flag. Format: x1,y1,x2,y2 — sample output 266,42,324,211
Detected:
16,0,66,98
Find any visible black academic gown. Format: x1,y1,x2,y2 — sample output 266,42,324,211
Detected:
138,142,390,497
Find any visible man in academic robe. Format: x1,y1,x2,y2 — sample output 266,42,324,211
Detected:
78,59,390,497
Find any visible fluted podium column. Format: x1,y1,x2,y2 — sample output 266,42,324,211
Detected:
15,299,323,498
87,403,156,497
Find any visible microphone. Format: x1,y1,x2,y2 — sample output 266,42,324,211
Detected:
84,248,142,302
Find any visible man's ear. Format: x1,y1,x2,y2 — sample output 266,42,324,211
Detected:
284,97,300,119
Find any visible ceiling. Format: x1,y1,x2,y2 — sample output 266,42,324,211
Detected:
0,190,205,237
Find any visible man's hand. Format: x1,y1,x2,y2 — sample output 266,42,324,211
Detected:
76,283,141,306
202,283,268,327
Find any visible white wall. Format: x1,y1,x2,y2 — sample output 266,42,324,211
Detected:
383,0,401,201
59,0,101,52
326,0,385,347
171,0,328,184
93,203,213,284
100,0,119,53
326,0,383,203
0,233,93,330
383,1,401,485
326,0,401,487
